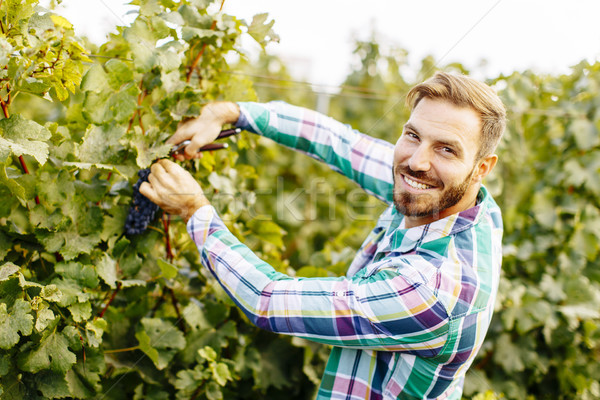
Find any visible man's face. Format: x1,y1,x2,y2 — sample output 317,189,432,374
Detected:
392,98,484,225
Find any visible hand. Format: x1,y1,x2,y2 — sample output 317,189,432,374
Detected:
167,102,240,161
139,159,209,223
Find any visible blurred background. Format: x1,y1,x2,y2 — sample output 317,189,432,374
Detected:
44,0,600,85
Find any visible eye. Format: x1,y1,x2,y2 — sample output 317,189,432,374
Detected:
441,146,456,155
405,131,419,140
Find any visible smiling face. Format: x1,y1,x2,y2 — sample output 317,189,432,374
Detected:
393,98,497,228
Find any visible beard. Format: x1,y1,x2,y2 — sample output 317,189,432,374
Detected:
393,165,474,218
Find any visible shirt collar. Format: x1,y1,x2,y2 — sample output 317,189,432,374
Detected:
381,186,492,255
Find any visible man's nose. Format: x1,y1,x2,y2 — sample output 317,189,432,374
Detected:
408,145,432,172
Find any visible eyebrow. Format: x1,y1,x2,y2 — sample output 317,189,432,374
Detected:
403,122,465,154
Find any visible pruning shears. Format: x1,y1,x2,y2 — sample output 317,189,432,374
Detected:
170,128,241,155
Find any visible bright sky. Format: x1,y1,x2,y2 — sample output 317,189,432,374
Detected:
44,0,600,85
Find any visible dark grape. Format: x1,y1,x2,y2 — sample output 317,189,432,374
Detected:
124,168,160,235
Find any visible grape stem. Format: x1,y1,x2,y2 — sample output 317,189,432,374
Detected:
98,282,122,318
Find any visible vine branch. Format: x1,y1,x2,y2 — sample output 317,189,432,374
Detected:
186,0,226,82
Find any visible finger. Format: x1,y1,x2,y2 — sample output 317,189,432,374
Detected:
184,137,203,159
166,120,195,145
139,181,158,204
158,158,179,172
147,170,160,190
150,160,166,175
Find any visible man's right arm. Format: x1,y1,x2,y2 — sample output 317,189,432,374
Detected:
168,101,395,203
236,101,394,204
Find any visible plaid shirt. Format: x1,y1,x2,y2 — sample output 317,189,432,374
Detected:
187,102,503,399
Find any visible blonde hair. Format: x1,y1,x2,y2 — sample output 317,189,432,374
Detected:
406,71,506,160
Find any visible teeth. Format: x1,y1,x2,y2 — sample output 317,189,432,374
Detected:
404,176,432,190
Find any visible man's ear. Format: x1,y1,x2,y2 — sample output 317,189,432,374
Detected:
472,154,498,183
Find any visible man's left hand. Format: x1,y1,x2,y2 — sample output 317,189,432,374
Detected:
140,159,209,223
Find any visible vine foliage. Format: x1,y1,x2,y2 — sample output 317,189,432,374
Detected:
0,1,318,399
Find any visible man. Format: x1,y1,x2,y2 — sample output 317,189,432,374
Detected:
140,71,506,399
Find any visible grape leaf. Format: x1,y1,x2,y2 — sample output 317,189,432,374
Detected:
18,329,77,373
36,370,71,398
68,301,92,323
65,347,105,397
78,125,126,164
0,352,9,376
0,262,20,281
0,299,34,349
36,228,102,261
55,262,99,288
136,318,185,370
157,258,178,279
80,63,109,93
247,13,279,48
35,308,56,332
0,115,51,165
0,163,26,203
85,318,107,348
96,254,117,289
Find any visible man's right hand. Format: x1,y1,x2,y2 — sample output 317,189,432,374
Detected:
167,101,240,161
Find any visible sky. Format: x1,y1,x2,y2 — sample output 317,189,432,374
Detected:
43,0,600,86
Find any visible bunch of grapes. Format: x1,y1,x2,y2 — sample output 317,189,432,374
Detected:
124,168,160,235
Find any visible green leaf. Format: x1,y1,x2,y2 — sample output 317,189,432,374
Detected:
0,163,26,203
96,254,117,289
181,26,221,42
37,228,102,261
80,63,110,93
65,347,105,397
182,301,209,330
157,258,178,279
18,329,77,373
175,367,204,394
130,134,171,168
211,362,232,386
35,308,56,332
206,381,223,400
136,318,185,370
0,231,12,260
0,299,34,349
78,125,126,164
570,118,599,150
0,114,51,165
105,59,134,90
55,262,99,288
0,352,10,376
247,13,279,48
198,346,217,362
68,301,92,323
40,284,63,303
135,329,161,368
85,318,107,348
36,370,71,398
0,262,20,281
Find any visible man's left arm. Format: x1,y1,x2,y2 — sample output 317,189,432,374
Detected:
187,204,449,353
141,159,449,353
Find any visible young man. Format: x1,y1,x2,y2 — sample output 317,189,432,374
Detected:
140,72,506,399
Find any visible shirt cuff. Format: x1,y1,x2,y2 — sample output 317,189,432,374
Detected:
186,205,218,249
234,102,253,132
